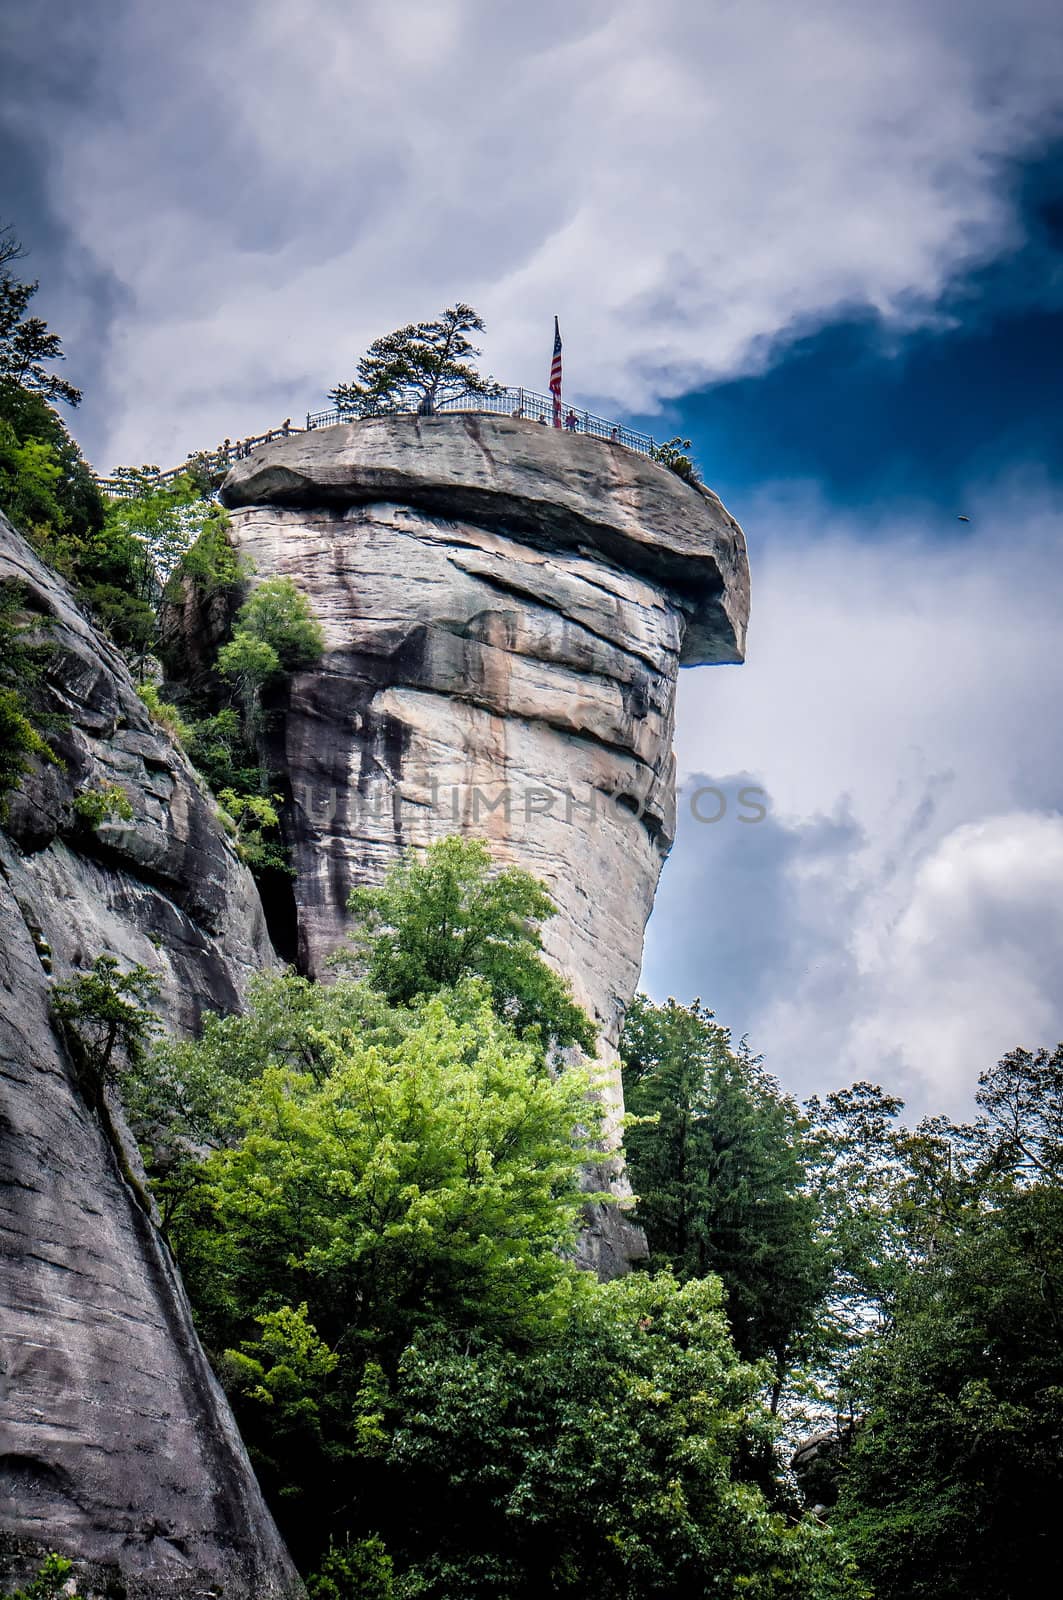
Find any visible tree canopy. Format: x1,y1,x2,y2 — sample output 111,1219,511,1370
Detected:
343,834,598,1056
621,995,829,1388
329,304,502,417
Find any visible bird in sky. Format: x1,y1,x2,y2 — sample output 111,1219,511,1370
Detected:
957,515,970,522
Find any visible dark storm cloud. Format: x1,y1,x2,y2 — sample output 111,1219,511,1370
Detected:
6,0,1063,467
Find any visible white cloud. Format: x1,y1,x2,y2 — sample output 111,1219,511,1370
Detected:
6,0,1063,466
643,482,1063,1115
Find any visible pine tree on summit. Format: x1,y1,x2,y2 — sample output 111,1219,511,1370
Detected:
329,304,502,418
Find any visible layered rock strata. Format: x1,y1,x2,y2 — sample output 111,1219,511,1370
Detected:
0,514,297,1597
219,415,750,1271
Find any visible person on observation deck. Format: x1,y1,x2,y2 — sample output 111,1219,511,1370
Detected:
564,408,578,431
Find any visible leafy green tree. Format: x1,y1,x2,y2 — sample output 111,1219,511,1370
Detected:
0,379,103,546
621,996,829,1394
218,577,324,737
330,305,502,417
52,954,160,1099
386,1272,861,1600
183,707,262,794
834,1182,1063,1600
166,506,247,597
0,224,81,406
0,419,66,533
218,788,290,873
176,985,597,1358
217,630,283,733
160,978,602,1558
343,835,597,1056
230,576,326,671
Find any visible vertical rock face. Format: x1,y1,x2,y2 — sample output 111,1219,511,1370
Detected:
0,515,298,1597
219,416,750,1271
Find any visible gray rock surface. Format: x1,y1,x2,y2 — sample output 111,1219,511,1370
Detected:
218,416,751,1273
0,513,297,1596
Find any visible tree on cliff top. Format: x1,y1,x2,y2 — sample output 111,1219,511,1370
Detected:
329,304,502,417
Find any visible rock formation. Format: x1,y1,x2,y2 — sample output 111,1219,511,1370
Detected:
218,415,750,1271
0,413,748,1585
0,513,298,1597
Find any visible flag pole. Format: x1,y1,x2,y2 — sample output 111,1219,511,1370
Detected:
550,315,563,429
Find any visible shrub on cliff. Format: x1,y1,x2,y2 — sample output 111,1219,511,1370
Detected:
0,579,60,812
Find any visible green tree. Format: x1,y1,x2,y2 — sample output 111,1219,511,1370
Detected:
387,1272,861,1600
0,419,66,533
330,305,502,417
230,576,326,671
217,788,290,873
52,954,160,1100
0,380,103,546
621,996,829,1393
217,577,324,738
834,1182,1063,1600
0,224,81,406
162,978,602,1559
343,835,597,1056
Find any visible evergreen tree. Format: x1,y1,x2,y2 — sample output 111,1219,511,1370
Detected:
330,305,501,417
621,995,829,1393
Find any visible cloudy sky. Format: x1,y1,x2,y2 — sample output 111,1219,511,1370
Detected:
4,0,1063,1116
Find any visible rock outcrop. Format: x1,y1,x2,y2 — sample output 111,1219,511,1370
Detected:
218,415,750,1271
0,514,298,1597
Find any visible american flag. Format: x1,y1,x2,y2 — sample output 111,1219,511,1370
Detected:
549,316,562,428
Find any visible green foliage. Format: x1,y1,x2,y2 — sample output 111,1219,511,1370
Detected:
308,1536,395,1600
137,681,190,743
330,304,502,417
156,974,601,1559
0,580,59,811
0,416,66,533
0,223,81,405
168,505,247,595
0,379,103,545
1,1554,83,1600
52,954,160,1096
174,984,597,1360
344,835,597,1057
388,1272,859,1600
230,576,326,672
217,787,290,873
183,706,262,794
72,781,134,829
834,1183,1063,1600
649,436,701,485
621,996,829,1384
217,577,323,737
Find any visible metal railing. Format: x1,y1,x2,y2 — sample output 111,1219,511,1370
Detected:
306,386,658,455
94,421,305,497
94,388,657,497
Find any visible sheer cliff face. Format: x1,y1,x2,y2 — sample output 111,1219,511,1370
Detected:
220,415,750,1264
0,515,297,1597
